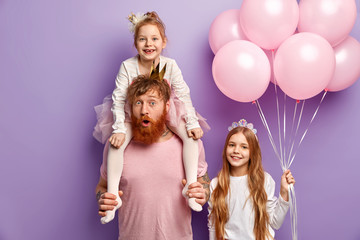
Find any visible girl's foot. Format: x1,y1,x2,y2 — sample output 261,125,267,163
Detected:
182,183,202,212
100,196,122,224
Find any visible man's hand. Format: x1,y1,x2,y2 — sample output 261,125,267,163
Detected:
109,133,126,148
182,180,207,206
97,191,123,217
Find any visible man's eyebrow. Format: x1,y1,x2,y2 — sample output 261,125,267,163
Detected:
147,95,160,99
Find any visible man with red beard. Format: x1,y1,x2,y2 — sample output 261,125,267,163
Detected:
95,75,210,240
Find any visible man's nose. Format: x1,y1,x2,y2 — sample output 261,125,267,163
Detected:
140,104,148,115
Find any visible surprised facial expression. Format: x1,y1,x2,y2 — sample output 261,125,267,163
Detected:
130,89,169,144
131,89,169,125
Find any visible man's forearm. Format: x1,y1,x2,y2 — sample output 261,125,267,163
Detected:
197,172,210,202
96,189,105,201
95,177,108,201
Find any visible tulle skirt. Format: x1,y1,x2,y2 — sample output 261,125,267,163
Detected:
93,92,210,144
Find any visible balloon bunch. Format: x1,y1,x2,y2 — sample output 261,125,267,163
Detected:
210,1,359,239
210,0,360,101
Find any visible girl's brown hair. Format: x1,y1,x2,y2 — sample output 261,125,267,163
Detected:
209,127,273,240
133,11,167,48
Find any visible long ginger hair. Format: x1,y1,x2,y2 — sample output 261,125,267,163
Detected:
209,127,273,240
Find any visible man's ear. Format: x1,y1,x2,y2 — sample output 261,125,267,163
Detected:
165,100,170,112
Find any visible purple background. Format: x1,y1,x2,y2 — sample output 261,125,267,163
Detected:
1,0,359,239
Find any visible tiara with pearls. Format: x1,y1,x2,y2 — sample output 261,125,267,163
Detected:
228,119,257,135
127,12,147,33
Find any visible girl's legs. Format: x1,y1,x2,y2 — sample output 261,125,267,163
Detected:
101,122,132,224
169,121,202,212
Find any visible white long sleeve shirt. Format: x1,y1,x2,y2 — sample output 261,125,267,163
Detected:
111,55,200,133
208,172,290,240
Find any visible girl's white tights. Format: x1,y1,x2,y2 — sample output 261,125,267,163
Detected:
169,121,202,212
101,122,132,224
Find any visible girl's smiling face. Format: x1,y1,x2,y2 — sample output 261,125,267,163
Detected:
136,24,167,63
226,132,250,176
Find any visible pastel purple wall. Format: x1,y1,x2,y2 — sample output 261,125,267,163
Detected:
0,0,359,239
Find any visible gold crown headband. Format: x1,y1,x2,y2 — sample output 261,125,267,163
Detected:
149,61,167,81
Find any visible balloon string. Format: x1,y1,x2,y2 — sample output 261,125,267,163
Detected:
286,100,302,168
288,184,298,240
291,101,298,138
255,100,281,161
286,100,305,168
283,93,287,170
287,100,305,168
287,100,298,164
288,91,327,167
272,50,285,169
268,51,298,240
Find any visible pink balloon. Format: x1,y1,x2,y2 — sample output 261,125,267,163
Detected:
264,49,276,84
327,36,360,92
298,0,357,46
266,30,300,85
212,40,271,102
209,9,247,54
274,33,335,100
239,0,299,50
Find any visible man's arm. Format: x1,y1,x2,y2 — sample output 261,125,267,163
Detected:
95,176,107,201
197,172,210,202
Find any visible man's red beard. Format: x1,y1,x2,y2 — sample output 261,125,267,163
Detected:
131,109,168,145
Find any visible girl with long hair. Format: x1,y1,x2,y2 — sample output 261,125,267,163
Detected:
208,120,295,240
